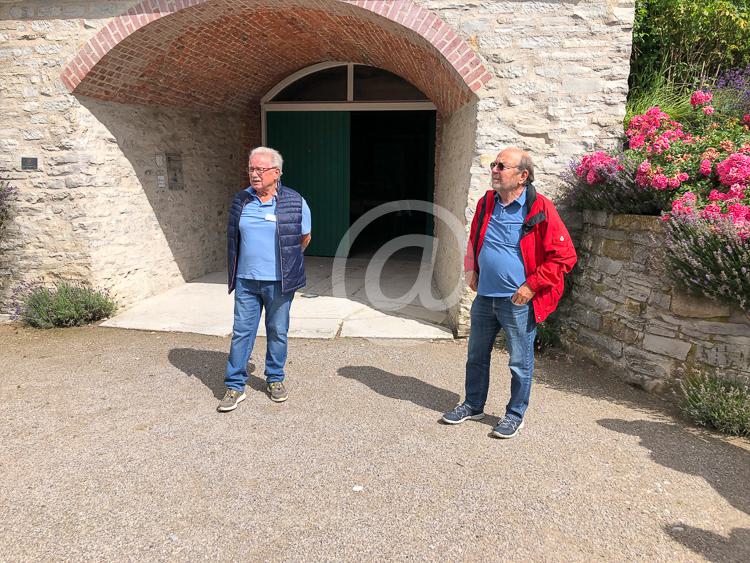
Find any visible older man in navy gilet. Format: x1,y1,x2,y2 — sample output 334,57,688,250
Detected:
218,147,311,412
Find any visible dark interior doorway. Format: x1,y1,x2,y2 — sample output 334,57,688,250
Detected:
348,110,436,256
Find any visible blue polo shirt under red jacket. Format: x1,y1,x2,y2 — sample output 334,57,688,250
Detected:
464,183,577,323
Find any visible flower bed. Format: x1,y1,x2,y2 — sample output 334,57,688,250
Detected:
562,88,750,313
560,84,750,401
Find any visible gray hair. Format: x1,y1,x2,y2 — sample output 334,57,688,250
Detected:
249,146,284,173
518,152,534,184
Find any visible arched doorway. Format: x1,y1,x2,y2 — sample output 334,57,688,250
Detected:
58,0,490,330
262,63,437,258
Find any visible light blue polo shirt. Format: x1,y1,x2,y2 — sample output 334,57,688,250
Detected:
477,189,527,297
237,189,311,281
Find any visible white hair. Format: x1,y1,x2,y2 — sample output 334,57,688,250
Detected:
249,146,283,173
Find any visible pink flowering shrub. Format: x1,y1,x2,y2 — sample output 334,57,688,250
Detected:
566,88,750,236
563,88,750,310
575,152,623,185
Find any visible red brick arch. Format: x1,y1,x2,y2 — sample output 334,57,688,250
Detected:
61,0,491,115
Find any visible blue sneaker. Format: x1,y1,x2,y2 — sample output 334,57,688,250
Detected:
442,403,485,425
491,416,525,439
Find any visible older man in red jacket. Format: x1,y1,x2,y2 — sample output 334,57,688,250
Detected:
442,147,577,438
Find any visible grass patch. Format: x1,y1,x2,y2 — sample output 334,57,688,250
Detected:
625,78,695,127
681,374,750,437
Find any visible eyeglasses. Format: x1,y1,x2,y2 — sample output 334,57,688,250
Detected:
248,166,278,175
489,161,520,171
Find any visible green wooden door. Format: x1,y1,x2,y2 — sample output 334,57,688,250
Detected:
266,111,350,257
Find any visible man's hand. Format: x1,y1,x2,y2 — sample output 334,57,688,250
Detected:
301,233,311,250
465,271,478,292
511,282,535,305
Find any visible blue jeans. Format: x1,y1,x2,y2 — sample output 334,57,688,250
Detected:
224,279,294,391
464,295,537,421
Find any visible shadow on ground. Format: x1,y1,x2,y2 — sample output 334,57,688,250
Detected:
168,348,264,398
535,352,682,419
336,365,500,427
599,418,750,562
664,524,750,563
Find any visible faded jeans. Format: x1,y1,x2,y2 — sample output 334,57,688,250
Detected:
224,279,293,391
464,294,537,421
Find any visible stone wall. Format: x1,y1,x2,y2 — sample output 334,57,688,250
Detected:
562,211,750,393
424,0,634,196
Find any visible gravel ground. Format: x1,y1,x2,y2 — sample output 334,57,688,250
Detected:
0,324,748,562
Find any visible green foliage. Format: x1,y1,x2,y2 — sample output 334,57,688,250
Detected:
0,180,15,231
665,218,750,312
631,0,750,92
627,1,750,124
535,318,561,352
681,374,750,436
625,75,696,127
17,281,117,328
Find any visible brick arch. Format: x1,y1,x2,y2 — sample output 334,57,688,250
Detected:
61,0,491,115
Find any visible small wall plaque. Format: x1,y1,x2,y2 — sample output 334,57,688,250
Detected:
166,153,184,191
21,157,37,170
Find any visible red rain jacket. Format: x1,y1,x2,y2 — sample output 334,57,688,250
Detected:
464,185,577,323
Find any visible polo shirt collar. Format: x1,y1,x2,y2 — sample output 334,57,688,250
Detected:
248,186,277,202
494,187,527,208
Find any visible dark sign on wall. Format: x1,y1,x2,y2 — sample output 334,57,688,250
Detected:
166,153,184,190
21,157,38,170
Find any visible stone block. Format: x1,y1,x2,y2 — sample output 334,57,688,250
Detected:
628,230,661,248
680,320,750,338
602,289,628,305
619,277,653,303
591,255,623,275
562,77,604,94
602,238,634,261
600,316,640,344
643,333,692,361
515,116,551,136
645,319,678,338
582,209,609,227
577,327,623,358
591,227,627,241
610,214,663,233
621,298,644,316
572,308,602,331
631,245,654,265
696,344,731,369
670,291,731,319
729,310,750,324
623,346,673,379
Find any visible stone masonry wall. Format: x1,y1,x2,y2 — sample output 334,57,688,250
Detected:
0,2,246,311
562,211,750,393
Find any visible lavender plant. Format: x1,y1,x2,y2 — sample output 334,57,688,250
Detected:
681,374,750,437
664,215,750,312
12,281,117,328
714,64,750,115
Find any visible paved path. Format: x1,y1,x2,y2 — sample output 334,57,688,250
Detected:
101,256,452,339
1,325,748,561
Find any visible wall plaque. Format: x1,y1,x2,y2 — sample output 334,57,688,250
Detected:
21,157,37,170
166,154,184,190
